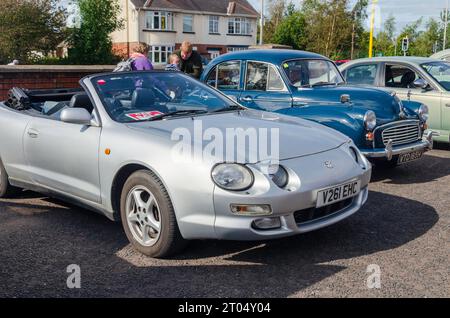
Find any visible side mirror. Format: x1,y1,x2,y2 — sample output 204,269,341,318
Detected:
60,108,92,125
413,78,430,90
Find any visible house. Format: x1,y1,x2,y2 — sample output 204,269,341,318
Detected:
111,0,259,64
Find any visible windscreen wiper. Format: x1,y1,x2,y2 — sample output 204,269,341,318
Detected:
147,109,208,121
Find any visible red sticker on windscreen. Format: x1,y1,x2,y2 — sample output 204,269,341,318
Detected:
97,79,106,85
125,111,164,121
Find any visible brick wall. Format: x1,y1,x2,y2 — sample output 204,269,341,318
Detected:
0,65,115,101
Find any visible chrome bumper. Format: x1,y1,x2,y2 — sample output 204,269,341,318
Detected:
361,131,433,160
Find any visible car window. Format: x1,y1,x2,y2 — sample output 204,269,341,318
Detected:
217,61,241,90
245,62,285,91
345,64,378,85
92,72,236,123
267,65,286,90
246,62,268,91
421,61,450,91
283,59,344,87
385,64,421,89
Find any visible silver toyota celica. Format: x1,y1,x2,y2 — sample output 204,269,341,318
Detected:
0,71,372,258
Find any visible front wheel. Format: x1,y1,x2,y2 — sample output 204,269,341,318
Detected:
120,170,187,258
0,158,21,198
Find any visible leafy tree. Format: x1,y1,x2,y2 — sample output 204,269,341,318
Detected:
270,4,307,49
69,0,123,64
0,0,67,64
263,0,288,44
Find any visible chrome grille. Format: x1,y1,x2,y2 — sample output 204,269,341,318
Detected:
382,122,420,146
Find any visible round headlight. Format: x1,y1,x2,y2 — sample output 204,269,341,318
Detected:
211,164,254,191
364,110,377,131
418,104,429,122
268,165,289,188
349,146,360,163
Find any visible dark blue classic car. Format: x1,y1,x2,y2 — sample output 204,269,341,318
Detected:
201,50,433,166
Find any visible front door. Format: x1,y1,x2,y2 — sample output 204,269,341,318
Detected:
238,61,292,111
383,63,442,133
205,60,242,103
24,116,102,203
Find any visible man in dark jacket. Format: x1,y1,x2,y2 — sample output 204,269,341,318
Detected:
174,41,203,79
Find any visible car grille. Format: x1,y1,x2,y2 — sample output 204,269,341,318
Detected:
381,122,420,146
294,198,354,225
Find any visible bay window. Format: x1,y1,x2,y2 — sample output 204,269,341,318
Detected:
146,11,173,31
228,17,251,35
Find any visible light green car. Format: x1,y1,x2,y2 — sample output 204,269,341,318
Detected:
339,57,450,143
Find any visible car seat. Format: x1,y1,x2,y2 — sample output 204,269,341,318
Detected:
69,93,94,113
131,88,169,113
400,71,416,88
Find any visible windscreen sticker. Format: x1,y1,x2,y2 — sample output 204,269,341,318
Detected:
97,79,107,85
125,111,164,121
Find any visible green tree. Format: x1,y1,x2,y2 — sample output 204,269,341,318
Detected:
271,6,307,50
69,0,123,64
374,15,397,57
0,0,67,64
263,0,288,44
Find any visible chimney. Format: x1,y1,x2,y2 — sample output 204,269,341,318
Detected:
227,2,236,15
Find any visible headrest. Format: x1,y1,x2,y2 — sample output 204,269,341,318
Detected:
70,93,93,112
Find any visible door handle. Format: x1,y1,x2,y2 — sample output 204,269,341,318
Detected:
27,129,39,138
241,96,253,102
445,103,450,108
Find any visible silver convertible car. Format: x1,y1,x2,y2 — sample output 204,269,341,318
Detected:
0,71,371,257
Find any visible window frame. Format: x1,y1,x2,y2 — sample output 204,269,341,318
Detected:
244,60,288,92
344,63,380,86
183,14,194,33
150,45,174,64
206,60,243,91
145,11,174,31
209,15,219,34
227,17,251,35
383,63,424,89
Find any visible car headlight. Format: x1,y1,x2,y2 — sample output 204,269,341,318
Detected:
211,163,254,191
364,110,377,131
267,164,289,188
418,104,429,122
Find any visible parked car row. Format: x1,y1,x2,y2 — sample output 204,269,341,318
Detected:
0,49,440,258
201,50,433,166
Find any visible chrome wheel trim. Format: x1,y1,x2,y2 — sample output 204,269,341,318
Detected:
125,185,162,247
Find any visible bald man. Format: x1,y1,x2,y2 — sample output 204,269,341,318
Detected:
174,41,203,79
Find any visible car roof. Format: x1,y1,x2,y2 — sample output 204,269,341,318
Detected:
210,49,329,65
343,56,443,66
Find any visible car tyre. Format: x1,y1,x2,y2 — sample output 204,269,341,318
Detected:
0,158,21,198
120,170,187,258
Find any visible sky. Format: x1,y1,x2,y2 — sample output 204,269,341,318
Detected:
249,0,448,34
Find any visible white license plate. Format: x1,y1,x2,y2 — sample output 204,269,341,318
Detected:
316,181,361,208
397,151,423,164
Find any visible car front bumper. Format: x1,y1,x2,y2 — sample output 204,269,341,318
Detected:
209,145,372,241
361,131,433,160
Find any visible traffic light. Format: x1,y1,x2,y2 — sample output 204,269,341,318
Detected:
401,37,409,53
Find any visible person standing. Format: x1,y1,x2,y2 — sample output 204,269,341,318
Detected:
174,41,203,79
131,43,154,71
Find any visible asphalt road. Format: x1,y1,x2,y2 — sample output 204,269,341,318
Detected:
1,147,449,298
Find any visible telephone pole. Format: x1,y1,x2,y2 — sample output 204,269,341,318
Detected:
259,0,265,45
444,0,449,50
